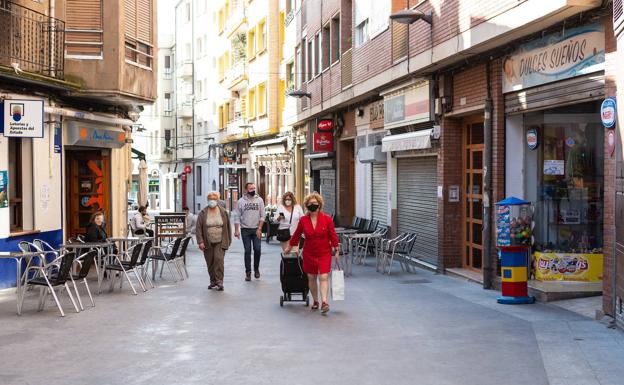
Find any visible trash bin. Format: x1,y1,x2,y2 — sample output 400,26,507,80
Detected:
495,197,535,305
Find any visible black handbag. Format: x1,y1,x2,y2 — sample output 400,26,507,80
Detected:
276,209,293,242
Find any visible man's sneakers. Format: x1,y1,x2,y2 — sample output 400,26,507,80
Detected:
208,283,218,290
245,272,251,281
255,270,261,279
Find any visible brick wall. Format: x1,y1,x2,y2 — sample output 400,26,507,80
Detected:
453,64,487,111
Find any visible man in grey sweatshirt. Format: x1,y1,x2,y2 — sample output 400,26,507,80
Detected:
234,182,265,281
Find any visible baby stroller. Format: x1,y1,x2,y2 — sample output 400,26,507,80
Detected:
280,253,309,307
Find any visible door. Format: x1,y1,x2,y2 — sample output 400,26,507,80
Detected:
371,163,388,226
463,118,485,270
66,150,111,238
397,156,438,266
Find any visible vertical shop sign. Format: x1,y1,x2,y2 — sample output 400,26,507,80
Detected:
0,170,8,208
600,97,617,128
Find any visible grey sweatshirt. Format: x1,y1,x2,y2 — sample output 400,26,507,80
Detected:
233,194,265,229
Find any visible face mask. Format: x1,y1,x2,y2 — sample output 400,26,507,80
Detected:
307,204,319,212
248,190,256,196
284,200,292,206
207,200,218,208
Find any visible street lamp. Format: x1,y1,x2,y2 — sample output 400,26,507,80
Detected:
389,9,433,25
286,90,312,98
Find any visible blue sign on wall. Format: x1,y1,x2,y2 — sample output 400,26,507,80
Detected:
600,97,617,129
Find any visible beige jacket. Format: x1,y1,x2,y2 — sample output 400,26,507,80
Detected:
196,206,232,249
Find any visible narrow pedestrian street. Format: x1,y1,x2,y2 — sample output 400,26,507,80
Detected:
1,241,623,385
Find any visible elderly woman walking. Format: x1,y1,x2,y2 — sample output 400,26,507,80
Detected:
285,193,339,314
196,191,232,291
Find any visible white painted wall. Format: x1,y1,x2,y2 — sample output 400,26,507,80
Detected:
505,114,525,199
355,106,372,219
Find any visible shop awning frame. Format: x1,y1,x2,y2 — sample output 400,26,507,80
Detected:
250,136,288,147
381,129,432,153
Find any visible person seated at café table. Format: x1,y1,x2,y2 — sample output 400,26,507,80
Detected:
132,206,154,237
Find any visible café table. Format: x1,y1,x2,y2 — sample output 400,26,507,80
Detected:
334,228,358,276
344,232,384,269
0,251,50,315
60,242,113,294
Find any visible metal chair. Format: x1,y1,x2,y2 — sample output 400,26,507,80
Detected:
135,239,155,289
378,233,410,272
69,250,98,310
173,236,192,279
386,233,418,275
19,251,80,317
104,243,145,295
148,237,183,282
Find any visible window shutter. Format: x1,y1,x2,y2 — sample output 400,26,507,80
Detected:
66,0,103,57
125,0,137,38
137,0,152,44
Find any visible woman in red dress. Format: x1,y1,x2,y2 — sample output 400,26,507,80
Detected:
285,193,340,314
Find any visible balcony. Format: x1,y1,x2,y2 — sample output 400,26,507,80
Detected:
177,103,193,118
177,62,193,79
226,0,246,37
0,0,65,80
226,61,247,89
227,114,245,137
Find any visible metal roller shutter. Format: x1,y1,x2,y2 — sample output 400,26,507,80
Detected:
397,157,438,266
371,163,387,226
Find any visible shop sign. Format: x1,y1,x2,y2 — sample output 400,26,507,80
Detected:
607,130,616,156
228,172,239,188
184,165,192,174
534,252,603,282
543,159,565,176
54,124,61,153
0,170,7,208
317,119,334,132
526,128,538,150
65,121,125,148
370,100,385,129
502,23,605,93
313,132,334,152
600,97,617,128
383,80,431,129
223,144,237,161
1,99,44,138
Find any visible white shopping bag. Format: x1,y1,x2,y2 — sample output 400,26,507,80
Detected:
331,263,345,301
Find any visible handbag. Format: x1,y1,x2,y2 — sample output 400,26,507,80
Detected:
276,208,293,242
331,260,345,301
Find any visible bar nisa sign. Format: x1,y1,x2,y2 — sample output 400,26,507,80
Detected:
502,24,605,93
1,100,44,138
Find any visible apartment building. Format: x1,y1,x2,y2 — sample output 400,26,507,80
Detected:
0,0,156,288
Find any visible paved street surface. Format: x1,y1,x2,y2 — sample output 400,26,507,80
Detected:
1,241,624,385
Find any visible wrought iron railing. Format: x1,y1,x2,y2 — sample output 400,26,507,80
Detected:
0,0,65,79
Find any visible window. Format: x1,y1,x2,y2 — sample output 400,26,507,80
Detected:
248,87,256,119
196,81,203,99
315,32,322,75
196,166,202,196
8,138,33,233
218,105,224,129
322,23,330,71
355,19,369,47
307,38,313,80
164,93,172,115
295,48,302,87
279,12,285,60
331,14,340,63
286,61,295,89
247,27,257,59
257,19,267,54
186,3,191,22
124,0,154,68
66,0,104,57
164,55,172,74
257,82,266,116
218,7,225,32
196,37,203,56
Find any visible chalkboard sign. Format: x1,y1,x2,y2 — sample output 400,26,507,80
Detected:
154,214,186,246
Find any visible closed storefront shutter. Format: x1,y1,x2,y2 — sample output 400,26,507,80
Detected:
371,163,387,226
66,0,103,57
397,157,438,266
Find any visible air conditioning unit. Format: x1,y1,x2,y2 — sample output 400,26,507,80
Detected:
614,0,624,37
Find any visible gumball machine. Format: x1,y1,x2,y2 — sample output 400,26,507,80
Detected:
495,197,535,304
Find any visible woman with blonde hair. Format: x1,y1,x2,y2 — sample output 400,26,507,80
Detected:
273,191,304,251
196,191,232,291
285,193,339,314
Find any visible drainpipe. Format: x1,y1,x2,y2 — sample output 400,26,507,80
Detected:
483,61,493,290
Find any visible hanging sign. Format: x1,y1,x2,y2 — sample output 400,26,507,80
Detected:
313,132,334,152
54,124,61,153
0,170,8,208
600,97,617,128
184,165,192,174
317,119,334,132
526,128,539,150
502,24,605,93
1,100,44,137
607,130,616,156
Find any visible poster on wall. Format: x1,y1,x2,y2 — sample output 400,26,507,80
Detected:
502,23,605,93
544,160,565,175
1,99,44,137
534,252,603,282
0,170,7,208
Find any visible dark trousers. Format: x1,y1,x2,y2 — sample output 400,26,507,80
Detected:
241,228,261,273
135,228,154,237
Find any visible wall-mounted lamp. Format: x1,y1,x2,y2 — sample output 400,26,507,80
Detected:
389,9,433,25
286,90,312,98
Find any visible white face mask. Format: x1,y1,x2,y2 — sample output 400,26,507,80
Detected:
284,200,292,206
207,200,218,208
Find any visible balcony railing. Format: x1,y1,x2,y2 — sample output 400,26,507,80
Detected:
0,0,65,79
226,0,246,35
226,61,246,87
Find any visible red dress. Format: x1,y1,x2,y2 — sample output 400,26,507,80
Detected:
289,212,339,274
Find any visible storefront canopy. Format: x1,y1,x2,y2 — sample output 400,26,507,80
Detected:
381,129,432,153
357,145,386,163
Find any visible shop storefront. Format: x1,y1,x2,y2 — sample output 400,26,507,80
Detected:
381,79,439,264
503,22,606,290
249,136,293,206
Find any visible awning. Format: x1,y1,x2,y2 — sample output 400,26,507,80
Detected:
357,145,386,163
381,129,432,153
218,164,248,169
131,147,146,160
304,152,333,159
250,136,288,147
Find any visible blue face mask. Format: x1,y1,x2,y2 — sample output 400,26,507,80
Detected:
207,200,218,208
